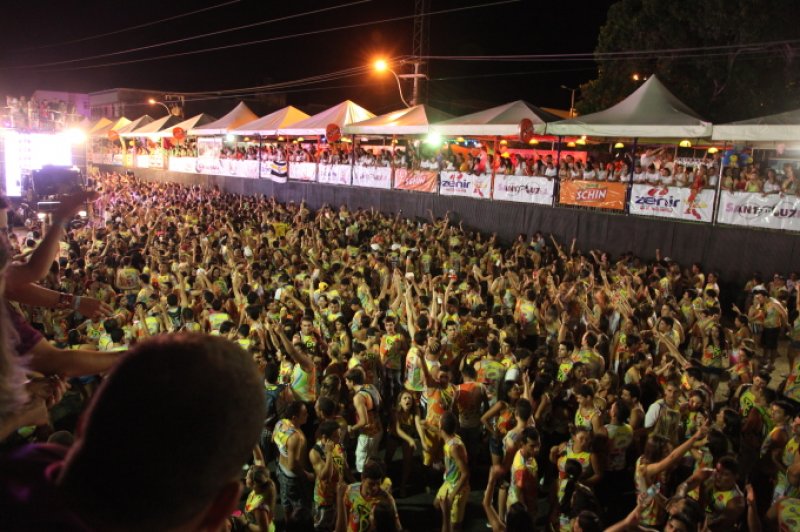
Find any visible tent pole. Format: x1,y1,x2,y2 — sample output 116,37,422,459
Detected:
315,135,320,183
490,136,499,199
553,136,562,207
624,138,638,215
711,141,727,226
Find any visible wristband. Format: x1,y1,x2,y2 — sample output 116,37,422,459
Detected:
73,296,82,311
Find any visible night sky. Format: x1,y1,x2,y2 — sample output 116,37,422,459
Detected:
0,0,617,117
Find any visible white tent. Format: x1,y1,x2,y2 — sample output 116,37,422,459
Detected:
278,100,374,136
432,100,559,137
152,113,217,139
121,114,183,138
344,104,452,135
545,76,712,138
233,106,310,136
712,108,800,141
92,116,131,137
114,115,154,136
189,102,258,135
87,117,113,135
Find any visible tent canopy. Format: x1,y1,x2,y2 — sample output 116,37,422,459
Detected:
344,104,452,135
87,117,113,135
121,114,183,137
545,76,712,138
115,115,154,135
190,102,258,135
233,106,310,136
152,113,217,139
432,100,560,137
92,117,131,137
712,107,800,141
278,100,374,136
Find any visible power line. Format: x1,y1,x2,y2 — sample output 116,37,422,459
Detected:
9,0,372,69
13,0,242,52
12,0,520,73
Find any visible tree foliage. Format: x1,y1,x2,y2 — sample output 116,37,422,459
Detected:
577,0,800,122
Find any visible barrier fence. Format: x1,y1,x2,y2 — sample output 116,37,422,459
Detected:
89,151,800,232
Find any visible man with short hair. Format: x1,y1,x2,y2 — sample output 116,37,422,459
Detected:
435,411,470,532
340,461,401,532
345,368,383,473
274,400,314,527
0,334,265,532
310,420,350,531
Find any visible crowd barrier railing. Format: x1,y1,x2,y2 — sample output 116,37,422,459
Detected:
88,149,800,232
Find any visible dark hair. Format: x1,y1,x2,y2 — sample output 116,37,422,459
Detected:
440,411,458,435
263,361,279,384
285,400,305,420
362,461,384,481
58,334,264,530
345,368,365,385
317,420,341,440
516,398,533,422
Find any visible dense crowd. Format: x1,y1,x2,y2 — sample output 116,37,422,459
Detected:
1,172,799,531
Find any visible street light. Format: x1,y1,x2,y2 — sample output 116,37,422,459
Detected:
373,59,412,108
560,85,577,117
148,98,171,116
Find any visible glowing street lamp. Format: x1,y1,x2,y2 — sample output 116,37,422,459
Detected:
148,98,171,116
372,59,412,108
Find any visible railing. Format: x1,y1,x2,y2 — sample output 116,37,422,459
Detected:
88,149,800,232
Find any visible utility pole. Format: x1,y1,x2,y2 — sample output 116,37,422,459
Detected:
409,0,430,106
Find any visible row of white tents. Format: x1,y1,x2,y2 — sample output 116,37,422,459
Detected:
88,77,800,144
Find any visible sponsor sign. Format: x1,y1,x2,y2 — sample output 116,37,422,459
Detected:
318,163,352,185
111,154,123,166
260,161,288,183
352,165,392,189
218,159,259,178
493,174,554,205
559,180,627,210
628,184,714,222
717,191,800,231
149,154,165,169
196,137,222,174
135,155,150,169
289,161,317,181
168,157,198,174
394,168,437,192
439,171,492,199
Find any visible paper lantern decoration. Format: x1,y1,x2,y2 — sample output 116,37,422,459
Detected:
325,123,342,142
108,130,120,141
172,127,186,141
518,118,534,143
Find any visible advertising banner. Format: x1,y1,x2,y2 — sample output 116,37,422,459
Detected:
717,191,800,231
394,168,438,192
439,171,492,199
148,154,165,169
289,161,317,181
135,155,150,169
629,184,715,222
217,159,259,178
168,157,198,174
559,180,627,210
493,174,554,205
196,137,222,174
352,165,392,189
112,154,123,166
260,161,288,183
318,163,352,185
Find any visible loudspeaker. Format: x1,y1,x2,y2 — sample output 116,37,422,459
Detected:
32,166,83,196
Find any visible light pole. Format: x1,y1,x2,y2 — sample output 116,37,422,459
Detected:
148,98,172,116
560,85,577,118
373,59,427,108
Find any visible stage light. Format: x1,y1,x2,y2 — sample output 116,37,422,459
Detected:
78,210,87,218
225,133,235,142
708,147,719,154
528,139,539,145
679,139,692,148
500,140,508,145
37,212,47,221
297,137,305,142
567,141,577,148
373,59,388,72
576,138,586,145
456,137,465,143
424,132,442,146
614,142,625,149
63,128,87,144
278,136,285,141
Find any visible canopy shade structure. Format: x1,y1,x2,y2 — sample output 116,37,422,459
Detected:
115,115,154,136
92,116,131,137
87,117,113,135
344,104,452,135
431,100,560,137
152,113,217,139
712,107,800,141
545,76,712,138
278,100,374,136
121,114,183,138
233,106,310,136
189,102,258,135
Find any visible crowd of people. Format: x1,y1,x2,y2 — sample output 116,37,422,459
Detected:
2,95,84,131
1,171,800,531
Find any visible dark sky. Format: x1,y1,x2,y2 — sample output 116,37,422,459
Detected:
0,0,617,116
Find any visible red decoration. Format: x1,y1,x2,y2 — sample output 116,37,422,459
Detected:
519,118,534,143
172,127,186,141
108,130,120,141
325,123,342,142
